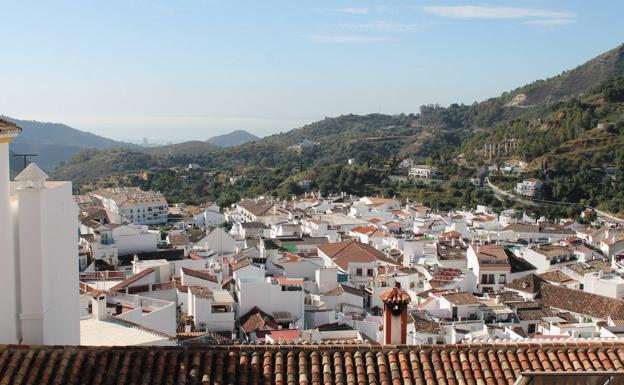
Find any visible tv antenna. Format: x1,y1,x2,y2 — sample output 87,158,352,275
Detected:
12,153,38,171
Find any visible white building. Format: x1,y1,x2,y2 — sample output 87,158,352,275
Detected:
90,187,168,225
0,119,80,345
518,244,577,274
235,268,305,328
409,165,438,179
187,287,235,332
516,179,543,197
467,244,511,293
197,203,224,227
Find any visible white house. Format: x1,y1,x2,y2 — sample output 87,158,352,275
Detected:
517,244,577,274
467,244,511,293
317,239,400,288
236,275,305,329
409,165,438,179
113,223,159,256
187,287,235,332
499,222,575,243
201,203,225,226
197,226,237,255
516,179,543,197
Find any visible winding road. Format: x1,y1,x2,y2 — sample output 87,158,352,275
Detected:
485,178,624,225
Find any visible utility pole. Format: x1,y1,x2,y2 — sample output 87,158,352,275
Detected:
11,153,38,171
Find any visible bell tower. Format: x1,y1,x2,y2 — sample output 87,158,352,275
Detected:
380,287,411,345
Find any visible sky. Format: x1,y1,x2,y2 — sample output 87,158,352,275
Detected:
0,1,622,144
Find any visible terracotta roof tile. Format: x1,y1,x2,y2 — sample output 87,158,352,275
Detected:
318,240,398,270
109,268,155,291
539,284,624,319
380,287,411,304
2,342,624,384
0,119,22,136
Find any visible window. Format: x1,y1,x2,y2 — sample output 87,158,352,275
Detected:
356,268,362,276
367,269,373,277
481,274,495,284
499,274,506,284
528,324,536,334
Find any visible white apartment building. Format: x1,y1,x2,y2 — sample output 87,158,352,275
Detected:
90,187,168,225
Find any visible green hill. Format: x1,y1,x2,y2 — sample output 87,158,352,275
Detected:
51,42,624,212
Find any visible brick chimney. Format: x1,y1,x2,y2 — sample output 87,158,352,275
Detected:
380,287,411,345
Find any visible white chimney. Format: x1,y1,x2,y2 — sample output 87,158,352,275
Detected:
92,293,108,321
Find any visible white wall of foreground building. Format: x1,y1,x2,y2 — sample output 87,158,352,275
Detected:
0,157,82,346
14,177,80,345
0,138,18,343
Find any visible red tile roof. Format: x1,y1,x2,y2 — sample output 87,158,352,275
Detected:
265,329,301,343
109,268,155,291
181,267,218,283
318,240,398,270
540,284,624,320
3,342,624,384
274,276,304,286
0,118,22,136
379,287,411,304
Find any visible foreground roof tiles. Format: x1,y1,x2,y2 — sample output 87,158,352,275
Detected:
2,342,624,384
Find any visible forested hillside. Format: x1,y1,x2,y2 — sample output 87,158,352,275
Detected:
52,43,624,216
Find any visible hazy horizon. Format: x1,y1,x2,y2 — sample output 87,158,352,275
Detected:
1,0,623,143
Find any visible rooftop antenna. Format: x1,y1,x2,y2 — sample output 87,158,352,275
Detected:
12,153,38,171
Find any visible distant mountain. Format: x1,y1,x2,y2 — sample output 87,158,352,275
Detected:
3,117,134,171
206,130,259,147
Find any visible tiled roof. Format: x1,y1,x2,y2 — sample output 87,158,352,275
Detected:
474,244,511,268
318,240,398,270
231,258,252,271
3,342,624,384
238,199,275,217
0,118,21,136
540,284,624,320
239,306,278,333
539,270,575,284
181,267,218,283
187,229,207,243
502,222,575,235
379,287,411,304
506,274,546,294
168,233,190,246
442,292,479,305
340,284,366,297
109,268,155,291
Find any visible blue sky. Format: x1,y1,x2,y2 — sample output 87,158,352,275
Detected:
0,0,622,143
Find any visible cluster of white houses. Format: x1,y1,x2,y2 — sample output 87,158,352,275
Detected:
4,120,624,349
73,182,624,346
